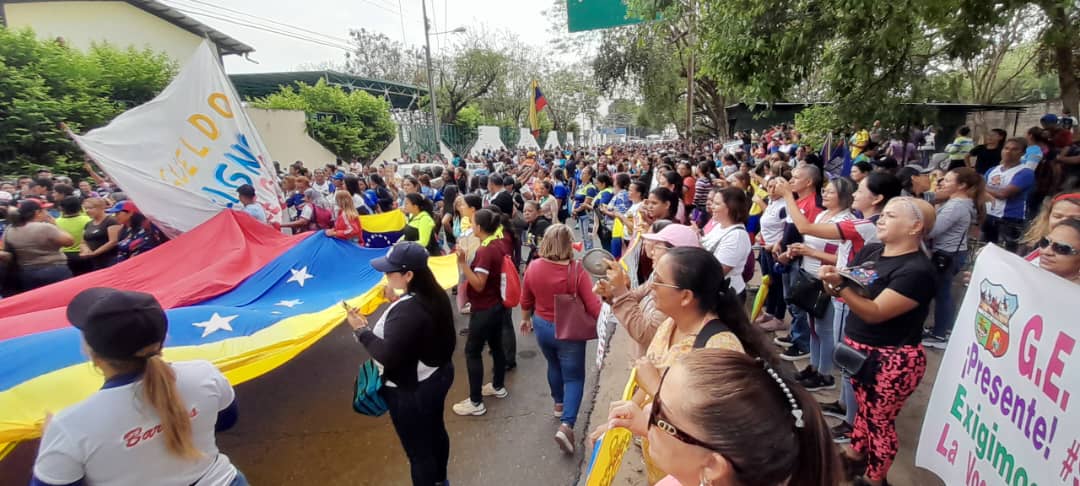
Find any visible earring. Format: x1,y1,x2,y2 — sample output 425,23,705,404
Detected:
699,470,711,486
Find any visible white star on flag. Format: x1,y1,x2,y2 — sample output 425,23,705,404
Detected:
287,266,314,287
192,312,238,338
275,299,303,308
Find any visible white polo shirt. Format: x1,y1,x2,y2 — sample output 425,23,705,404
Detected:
34,360,238,486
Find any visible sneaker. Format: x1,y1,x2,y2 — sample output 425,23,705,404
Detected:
452,398,487,416
800,372,836,392
555,423,575,454
773,334,794,349
832,421,853,444
819,401,846,420
553,403,564,418
759,318,789,332
481,383,509,398
921,334,949,350
780,346,809,361
753,312,774,324
795,365,816,381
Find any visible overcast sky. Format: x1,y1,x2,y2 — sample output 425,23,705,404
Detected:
160,0,560,74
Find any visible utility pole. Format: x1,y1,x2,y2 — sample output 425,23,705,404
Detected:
422,0,439,153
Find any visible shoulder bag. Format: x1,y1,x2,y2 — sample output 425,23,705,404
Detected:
351,359,388,417
788,268,831,318
554,261,598,341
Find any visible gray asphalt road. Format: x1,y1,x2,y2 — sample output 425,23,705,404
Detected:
0,304,597,486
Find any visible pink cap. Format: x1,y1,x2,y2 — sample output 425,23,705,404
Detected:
642,224,701,248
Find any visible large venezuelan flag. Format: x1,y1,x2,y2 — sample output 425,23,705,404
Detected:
0,211,457,456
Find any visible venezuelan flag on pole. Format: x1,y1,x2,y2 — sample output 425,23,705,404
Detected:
529,80,547,139
0,211,457,456
360,209,408,248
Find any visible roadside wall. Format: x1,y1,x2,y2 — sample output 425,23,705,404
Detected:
244,107,337,167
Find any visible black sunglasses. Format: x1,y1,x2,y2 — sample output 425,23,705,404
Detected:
649,370,718,452
1039,237,1080,256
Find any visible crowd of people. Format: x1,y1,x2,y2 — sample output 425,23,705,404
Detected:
13,110,1080,486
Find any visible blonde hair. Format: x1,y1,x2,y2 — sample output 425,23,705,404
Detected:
83,197,108,209
335,191,359,220
1023,192,1080,246
539,224,574,261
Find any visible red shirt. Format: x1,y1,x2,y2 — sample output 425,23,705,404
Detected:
466,236,511,311
796,192,824,223
521,259,602,322
332,211,363,243
1053,128,1073,150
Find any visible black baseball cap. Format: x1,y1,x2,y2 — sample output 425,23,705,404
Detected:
370,241,428,273
871,157,899,171
67,288,168,360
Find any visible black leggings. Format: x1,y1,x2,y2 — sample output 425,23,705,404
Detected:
466,306,507,403
382,364,454,486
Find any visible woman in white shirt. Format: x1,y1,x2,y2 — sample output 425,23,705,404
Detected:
755,177,791,329
34,288,243,486
701,187,752,300
785,178,856,389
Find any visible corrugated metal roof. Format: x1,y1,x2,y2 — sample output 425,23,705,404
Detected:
230,71,427,110
1,0,254,56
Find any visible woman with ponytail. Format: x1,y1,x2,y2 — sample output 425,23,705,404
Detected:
598,349,840,486
632,246,778,484
1,199,74,292
34,288,244,486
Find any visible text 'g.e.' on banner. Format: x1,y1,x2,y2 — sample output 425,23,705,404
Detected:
72,40,284,235
916,244,1080,486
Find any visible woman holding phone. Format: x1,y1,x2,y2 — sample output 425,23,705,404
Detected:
345,242,456,486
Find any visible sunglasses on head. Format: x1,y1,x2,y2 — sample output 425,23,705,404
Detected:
1039,237,1080,256
648,370,719,453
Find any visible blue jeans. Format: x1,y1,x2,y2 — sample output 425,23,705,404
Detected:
833,300,858,425
576,213,594,251
230,470,249,486
532,316,587,427
810,295,837,373
931,250,967,338
782,269,811,352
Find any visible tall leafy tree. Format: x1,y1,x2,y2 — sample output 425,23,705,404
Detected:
343,28,424,85
0,27,177,176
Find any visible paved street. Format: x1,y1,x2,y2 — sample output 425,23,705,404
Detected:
0,304,598,486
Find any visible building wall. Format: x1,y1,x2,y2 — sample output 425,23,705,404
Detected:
244,107,338,167
4,1,203,62
966,99,1064,141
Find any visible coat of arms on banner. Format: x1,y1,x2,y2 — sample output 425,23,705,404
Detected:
975,279,1017,358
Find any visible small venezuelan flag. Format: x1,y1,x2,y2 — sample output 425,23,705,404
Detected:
529,80,548,138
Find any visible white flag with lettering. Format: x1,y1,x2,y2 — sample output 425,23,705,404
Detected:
72,41,284,235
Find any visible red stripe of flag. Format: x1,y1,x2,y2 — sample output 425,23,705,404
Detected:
534,86,547,113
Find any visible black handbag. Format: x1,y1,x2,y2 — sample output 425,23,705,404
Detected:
833,341,875,383
789,269,831,318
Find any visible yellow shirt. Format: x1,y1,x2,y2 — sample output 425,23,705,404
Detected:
644,317,744,370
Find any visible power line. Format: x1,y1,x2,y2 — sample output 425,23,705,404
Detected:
168,5,354,51
357,0,403,17
164,0,353,46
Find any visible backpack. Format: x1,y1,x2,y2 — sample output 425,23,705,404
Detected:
694,319,731,348
351,359,387,417
312,204,333,230
499,254,521,308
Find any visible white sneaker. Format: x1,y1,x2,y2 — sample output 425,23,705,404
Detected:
481,383,509,398
452,398,487,416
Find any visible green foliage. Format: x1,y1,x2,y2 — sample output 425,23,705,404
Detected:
0,27,177,177
793,105,842,149
250,79,395,160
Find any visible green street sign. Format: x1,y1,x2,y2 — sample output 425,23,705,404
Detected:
566,0,642,33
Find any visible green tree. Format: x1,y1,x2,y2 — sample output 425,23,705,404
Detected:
0,27,177,177
542,62,601,132
250,79,395,160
